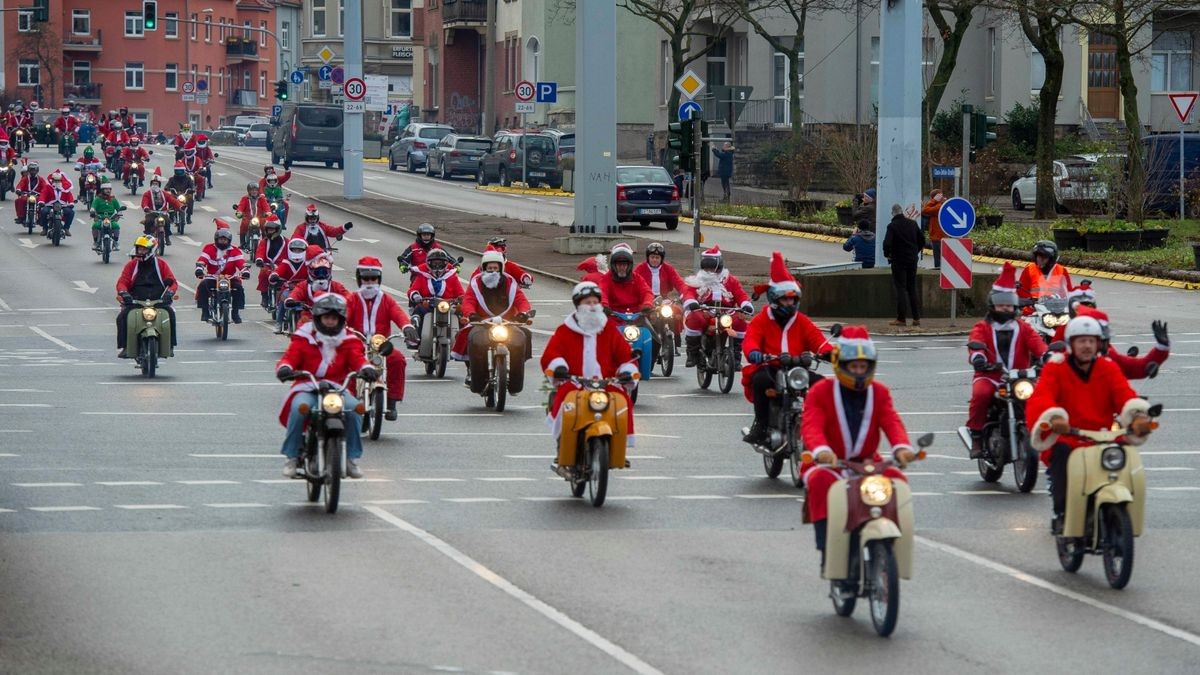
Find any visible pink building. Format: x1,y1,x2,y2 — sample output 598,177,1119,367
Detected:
3,0,280,134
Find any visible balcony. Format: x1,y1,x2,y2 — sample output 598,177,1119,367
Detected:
64,30,102,52
442,0,487,28
64,82,102,104
225,38,260,62
229,89,258,108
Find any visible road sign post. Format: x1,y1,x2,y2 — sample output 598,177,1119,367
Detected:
1169,92,1198,221
515,80,535,187
939,238,974,326
535,82,557,104
342,0,362,200
693,114,703,269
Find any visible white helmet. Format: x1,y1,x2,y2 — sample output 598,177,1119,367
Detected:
1064,316,1103,342
480,250,505,269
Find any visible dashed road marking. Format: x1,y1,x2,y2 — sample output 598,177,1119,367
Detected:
115,504,186,510
443,497,507,503
28,506,100,512
204,502,272,508
177,480,241,485
13,482,83,488
96,481,163,486
669,495,730,500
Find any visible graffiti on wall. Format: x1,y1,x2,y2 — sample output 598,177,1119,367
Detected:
446,91,480,133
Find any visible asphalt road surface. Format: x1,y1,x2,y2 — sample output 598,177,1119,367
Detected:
2,145,1199,674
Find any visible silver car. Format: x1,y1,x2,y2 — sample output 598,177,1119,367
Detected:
389,123,455,173
1010,157,1110,213
425,134,493,180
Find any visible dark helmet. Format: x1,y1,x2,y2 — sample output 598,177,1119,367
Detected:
417,222,435,239
427,248,452,271
1032,240,1059,268
609,243,634,280
311,293,348,335
700,246,724,273
487,237,507,250
645,242,666,260
246,181,259,193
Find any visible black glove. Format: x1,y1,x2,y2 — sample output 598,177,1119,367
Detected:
159,289,173,302
553,366,569,380
971,354,988,372
468,313,482,322
343,221,353,230
403,325,419,343
268,273,280,284
255,259,265,268
193,268,204,279
284,298,300,309
358,366,378,382
240,269,251,280
640,306,653,315
119,291,133,304
514,312,528,323
275,365,294,382
778,354,795,368
1152,320,1169,347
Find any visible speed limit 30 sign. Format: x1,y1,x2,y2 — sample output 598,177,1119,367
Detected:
515,80,535,103
344,77,366,101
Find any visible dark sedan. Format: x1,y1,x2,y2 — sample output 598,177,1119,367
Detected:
616,166,680,230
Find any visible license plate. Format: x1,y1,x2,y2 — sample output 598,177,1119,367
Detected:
529,171,546,177
313,145,329,152
640,208,662,215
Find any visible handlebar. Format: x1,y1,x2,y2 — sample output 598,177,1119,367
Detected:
280,370,356,393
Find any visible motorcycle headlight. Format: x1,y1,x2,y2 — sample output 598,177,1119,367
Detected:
321,393,344,414
217,279,230,291
141,307,158,321
588,391,609,412
659,305,674,319
1012,379,1035,400
436,300,451,314
1101,446,1126,471
623,325,640,342
786,367,809,391
860,476,894,507
27,195,35,202
251,217,260,226
719,314,734,328
489,324,509,342
179,195,188,203
369,354,384,367
370,334,387,350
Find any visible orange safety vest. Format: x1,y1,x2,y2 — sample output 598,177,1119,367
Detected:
1027,264,1069,298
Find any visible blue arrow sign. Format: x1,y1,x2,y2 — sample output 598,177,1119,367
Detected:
678,100,702,121
289,70,304,85
196,79,207,92
318,65,333,81
272,104,283,117
535,81,557,103
938,197,976,238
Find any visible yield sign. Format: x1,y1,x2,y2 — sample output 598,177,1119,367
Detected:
1168,92,1198,124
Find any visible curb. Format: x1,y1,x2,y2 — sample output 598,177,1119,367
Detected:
476,184,574,198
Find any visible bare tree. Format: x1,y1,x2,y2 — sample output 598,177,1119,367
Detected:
925,1,976,148
14,23,61,109
825,127,877,197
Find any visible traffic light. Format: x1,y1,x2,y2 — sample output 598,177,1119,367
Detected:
668,120,694,173
698,120,711,177
142,0,158,31
972,112,997,150
33,0,49,22
274,80,290,101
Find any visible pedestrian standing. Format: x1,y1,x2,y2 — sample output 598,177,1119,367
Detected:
712,142,736,203
882,204,925,327
921,189,946,269
842,222,876,269
852,188,876,229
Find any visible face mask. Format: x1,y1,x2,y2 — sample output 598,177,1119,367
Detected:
310,266,331,280
575,304,607,333
287,250,305,263
151,185,162,193
772,303,796,322
359,283,381,300
311,279,331,292
989,309,1016,324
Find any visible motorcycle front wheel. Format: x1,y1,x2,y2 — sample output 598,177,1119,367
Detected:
867,541,900,637
323,436,342,514
435,346,448,379
977,457,1003,483
217,300,230,341
718,350,736,394
101,237,111,264
660,330,675,377
493,356,507,413
1102,504,1135,589
1056,536,1085,573
696,346,713,389
369,388,385,441
789,436,806,489
1012,430,1038,493
140,336,158,378
588,437,610,507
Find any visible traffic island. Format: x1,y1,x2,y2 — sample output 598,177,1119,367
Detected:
797,267,998,320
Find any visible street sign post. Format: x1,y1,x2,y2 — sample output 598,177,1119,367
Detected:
931,165,957,179
678,101,701,121
535,81,557,103
318,46,336,64
938,197,976,238
289,70,304,85
271,104,283,117
1168,92,1198,220
939,238,974,327
343,77,366,114
363,74,388,112
514,80,536,185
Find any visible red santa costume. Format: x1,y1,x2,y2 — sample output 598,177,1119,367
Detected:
451,265,531,360
1052,305,1170,381
740,252,832,402
37,172,75,206
275,321,368,427
634,258,686,298
966,263,1047,431
291,205,349,250
597,243,654,314
120,142,152,182
53,110,80,138
408,262,466,303
172,127,193,150
576,254,608,285
287,246,350,322
195,239,246,280
14,167,48,222
682,245,754,338
140,169,184,212
470,244,533,286
346,257,413,403
540,284,639,446
800,326,912,523
258,167,292,191
105,128,131,147
252,214,289,292
270,240,312,296
235,192,272,236
0,130,17,164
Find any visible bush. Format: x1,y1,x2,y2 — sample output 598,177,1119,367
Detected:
930,106,963,147
1004,101,1040,155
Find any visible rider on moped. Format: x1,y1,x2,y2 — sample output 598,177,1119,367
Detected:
290,204,350,250
470,238,532,287
140,170,183,241
192,134,216,188
0,132,15,165
115,235,179,358
165,162,195,224
397,223,444,273
194,228,248,324
408,248,465,344
53,106,79,139
1026,315,1153,533
14,160,47,225
276,294,374,479
259,168,290,223
634,242,685,333
597,243,654,314
966,262,1048,458
741,252,832,446
1018,240,1073,312
172,123,193,152
269,239,311,329
40,170,76,237
286,246,351,324
253,215,288,307
451,249,532,391
120,137,151,186
1050,287,1171,380
800,326,917,562
75,145,104,176
235,182,271,249
682,245,754,367
347,257,419,421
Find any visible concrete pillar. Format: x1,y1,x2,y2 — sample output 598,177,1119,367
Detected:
874,0,923,267
571,0,617,235
343,0,363,199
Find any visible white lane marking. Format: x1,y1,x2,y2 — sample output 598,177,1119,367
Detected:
0,452,23,456
937,369,973,375
444,497,508,503
688,475,743,479
405,477,466,483
1151,487,1200,491
0,508,15,513
177,480,241,485
735,494,799,499
96,481,163,486
364,506,665,675
29,326,79,351
951,471,983,475
226,383,280,387
901,471,944,476
13,482,82,487
97,381,222,386
205,502,272,508
477,477,538,482
362,499,429,505
190,453,277,458
200,205,217,212
1140,451,1200,455
911,491,945,496
618,476,674,481
925,453,969,461
354,478,395,483
522,496,578,502
0,294,11,311
83,412,237,416
669,495,730,500
918,535,1200,648
115,504,186,510
0,403,51,407
605,496,656,501
29,506,101,512
251,479,294,484
949,490,1010,495
1142,467,1195,472
505,454,663,460
391,413,501,417
0,389,51,393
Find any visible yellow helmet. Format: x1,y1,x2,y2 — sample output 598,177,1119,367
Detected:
134,235,157,259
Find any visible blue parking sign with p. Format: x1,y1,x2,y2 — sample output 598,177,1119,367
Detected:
272,105,283,116
536,81,557,103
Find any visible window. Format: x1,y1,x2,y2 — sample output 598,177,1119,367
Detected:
218,68,225,94
205,66,212,92
164,12,178,38
281,21,291,48
339,0,345,37
73,61,91,85
260,21,267,47
190,13,198,40
72,10,91,35
260,72,267,98
18,60,38,86
987,27,997,97
205,16,212,42
243,69,251,90
504,36,518,91
706,37,727,90
244,20,252,40
1152,31,1193,92
219,18,226,42
772,50,790,125
165,64,178,91
922,37,935,68
660,41,670,105
17,9,33,33
390,0,412,38
125,11,144,37
125,63,145,90
312,0,326,37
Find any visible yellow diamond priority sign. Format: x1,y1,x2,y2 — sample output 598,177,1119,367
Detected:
318,46,336,64
674,69,705,100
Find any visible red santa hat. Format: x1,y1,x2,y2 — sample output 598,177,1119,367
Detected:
609,242,634,263
0,129,10,142
989,262,1019,307
153,166,163,177
700,245,723,271
174,161,186,170
767,251,800,300
306,244,331,266
263,213,281,228
1075,304,1110,327
305,204,319,216
356,256,383,274
576,257,598,276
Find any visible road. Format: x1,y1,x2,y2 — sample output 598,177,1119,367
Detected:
1,145,1199,673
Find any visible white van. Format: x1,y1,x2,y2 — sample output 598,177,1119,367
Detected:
232,115,269,128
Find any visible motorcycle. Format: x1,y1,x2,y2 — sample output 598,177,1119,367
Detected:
1023,294,1070,344
415,297,460,378
350,329,403,441
168,189,192,233
35,123,55,147
0,162,15,200
79,170,101,206
17,191,38,234
145,211,171,254
956,345,1045,493
1045,404,1161,590
45,202,67,247
742,351,828,485
469,310,535,413
279,289,305,336
269,198,289,228
207,273,244,340
190,171,206,201
806,433,934,637
235,211,262,256
94,212,122,263
283,371,362,514
58,132,77,161
120,296,174,378
12,128,29,156
124,161,144,195
694,305,747,394
612,309,654,403
649,296,679,377
547,374,633,508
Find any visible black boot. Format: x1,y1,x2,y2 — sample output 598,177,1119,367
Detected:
742,421,768,446
260,291,270,308
385,399,398,421
969,430,985,459
685,335,701,368
232,308,242,324
200,306,211,323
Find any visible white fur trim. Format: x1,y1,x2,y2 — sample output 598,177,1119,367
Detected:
546,357,568,373
770,280,800,294
1046,352,1066,364
1031,406,1068,451
1117,397,1150,428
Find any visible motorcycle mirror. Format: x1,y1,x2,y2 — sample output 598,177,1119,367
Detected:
1048,340,1067,353
1148,403,1163,417
527,308,537,318
916,432,935,449
456,256,465,263
967,340,986,351
829,323,842,338
1126,346,1140,357
1145,363,1159,380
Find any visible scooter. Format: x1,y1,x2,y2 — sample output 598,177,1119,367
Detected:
547,374,634,508
694,305,747,393
806,433,934,638
144,211,171,254
119,295,174,378
59,132,77,161
414,297,460,378
649,295,680,377
124,161,145,195
207,273,247,340
742,351,827,485
468,311,535,413
94,213,122,263
350,329,404,441
269,197,289,228
284,371,363,514
1044,404,1161,590
612,309,653,403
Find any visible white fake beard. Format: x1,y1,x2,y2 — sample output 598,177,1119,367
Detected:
359,283,381,300
689,269,729,300
575,305,607,334
287,252,305,263
311,279,331,292
306,223,321,234
481,271,501,289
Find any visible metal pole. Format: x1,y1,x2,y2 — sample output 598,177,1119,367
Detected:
961,104,972,201
522,114,527,186
950,287,957,327
692,119,702,270
1181,122,1186,221
343,0,363,200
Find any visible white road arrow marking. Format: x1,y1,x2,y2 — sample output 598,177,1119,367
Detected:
17,238,38,249
343,237,380,244
72,280,98,294
175,235,201,247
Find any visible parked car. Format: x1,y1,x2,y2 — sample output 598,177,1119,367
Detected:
242,123,271,147
1142,133,1200,216
542,128,575,167
478,130,562,188
233,115,270,129
218,126,248,145
1010,157,1108,213
425,134,493,180
388,123,455,173
615,165,681,230
270,103,344,169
